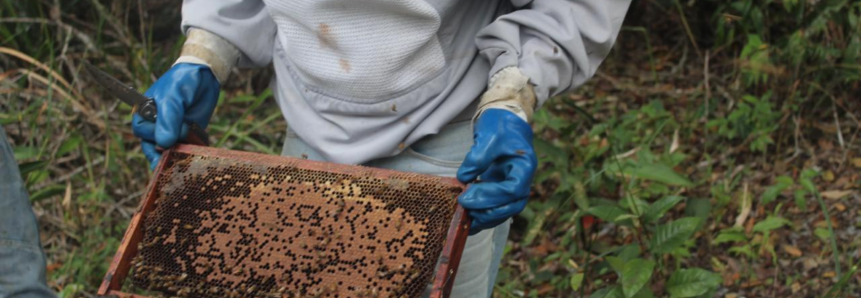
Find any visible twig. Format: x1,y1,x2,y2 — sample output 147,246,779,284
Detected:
0,47,84,100
703,50,711,123
831,98,845,149
106,189,146,218
0,17,96,50
33,156,105,189
703,49,711,155
673,0,702,58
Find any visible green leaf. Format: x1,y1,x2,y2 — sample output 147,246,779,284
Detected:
13,146,40,160
684,198,711,231
614,214,639,222
628,163,694,187
57,136,83,157
622,259,655,298
794,189,808,211
620,196,649,216
814,227,832,241
523,208,550,246
606,256,626,273
29,184,66,202
590,286,625,298
752,216,791,233
728,245,757,258
649,217,701,254
760,176,793,204
618,244,642,262
642,196,684,224
18,160,49,176
632,288,655,298
588,205,627,222
713,228,748,244
571,273,585,291
666,268,722,298
799,169,819,193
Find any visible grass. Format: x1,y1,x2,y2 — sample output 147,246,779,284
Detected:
1,0,860,297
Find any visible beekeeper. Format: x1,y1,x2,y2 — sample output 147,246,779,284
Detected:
132,0,631,296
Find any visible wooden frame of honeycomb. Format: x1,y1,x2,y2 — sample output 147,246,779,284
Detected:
96,144,470,298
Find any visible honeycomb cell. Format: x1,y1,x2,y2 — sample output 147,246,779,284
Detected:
129,152,462,298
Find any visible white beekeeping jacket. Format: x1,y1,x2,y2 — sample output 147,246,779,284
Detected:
181,0,632,164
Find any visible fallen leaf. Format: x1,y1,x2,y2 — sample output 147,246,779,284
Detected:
724,294,738,298
834,202,846,212
802,258,818,271
62,181,72,210
791,282,801,293
822,271,836,278
724,272,740,286
670,128,680,153
851,158,861,168
735,182,752,228
818,139,834,150
821,190,852,200
741,279,762,288
815,219,840,229
46,262,62,274
822,170,835,181
783,245,802,257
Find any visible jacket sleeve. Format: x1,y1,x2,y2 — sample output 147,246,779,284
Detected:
181,0,277,68
476,0,632,106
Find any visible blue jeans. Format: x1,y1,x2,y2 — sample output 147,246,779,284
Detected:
0,127,55,298
282,120,509,298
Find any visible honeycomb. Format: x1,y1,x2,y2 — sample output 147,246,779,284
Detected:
129,151,463,298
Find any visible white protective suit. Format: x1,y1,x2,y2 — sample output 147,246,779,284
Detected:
178,0,631,297
181,0,631,165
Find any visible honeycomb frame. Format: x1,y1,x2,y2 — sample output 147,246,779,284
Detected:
97,144,470,298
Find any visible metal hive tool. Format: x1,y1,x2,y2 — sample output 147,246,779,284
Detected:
97,145,470,298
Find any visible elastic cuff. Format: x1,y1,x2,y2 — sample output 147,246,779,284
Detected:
174,28,239,83
474,67,536,123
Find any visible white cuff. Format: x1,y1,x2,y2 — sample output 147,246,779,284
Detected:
474,67,536,123
174,28,240,84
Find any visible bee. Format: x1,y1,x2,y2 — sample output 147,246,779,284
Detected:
408,268,421,281
176,287,191,296
377,265,391,278
395,218,404,231
183,224,194,230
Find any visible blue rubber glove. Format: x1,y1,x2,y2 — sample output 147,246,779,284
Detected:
132,63,220,170
457,109,538,235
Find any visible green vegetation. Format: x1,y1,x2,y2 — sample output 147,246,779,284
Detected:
1,0,859,297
